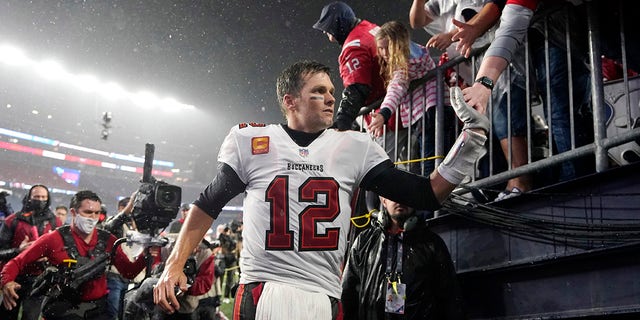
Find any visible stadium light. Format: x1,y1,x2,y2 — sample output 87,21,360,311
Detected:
0,44,31,66
0,42,195,111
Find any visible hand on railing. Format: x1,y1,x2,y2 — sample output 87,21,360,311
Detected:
366,113,386,138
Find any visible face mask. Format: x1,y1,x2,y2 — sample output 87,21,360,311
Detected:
28,199,48,214
75,214,99,235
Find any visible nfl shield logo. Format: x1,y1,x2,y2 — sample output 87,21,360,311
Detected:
299,148,309,158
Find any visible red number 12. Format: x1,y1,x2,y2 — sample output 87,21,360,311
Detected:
265,175,340,251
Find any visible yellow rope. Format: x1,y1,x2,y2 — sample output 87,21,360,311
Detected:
350,208,378,228
347,156,444,229
224,265,241,272
394,155,444,165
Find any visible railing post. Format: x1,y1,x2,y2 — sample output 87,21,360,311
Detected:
435,66,445,169
586,0,608,173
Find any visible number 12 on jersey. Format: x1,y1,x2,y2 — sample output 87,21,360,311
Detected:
265,175,341,251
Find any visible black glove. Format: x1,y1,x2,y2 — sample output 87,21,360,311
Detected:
334,113,357,131
334,83,370,131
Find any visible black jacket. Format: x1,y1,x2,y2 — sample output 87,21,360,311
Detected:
341,220,466,320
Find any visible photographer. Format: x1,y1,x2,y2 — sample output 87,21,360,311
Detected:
167,203,190,234
194,239,227,320
0,184,62,320
0,190,148,320
123,238,216,320
102,193,146,320
0,190,23,262
217,224,238,302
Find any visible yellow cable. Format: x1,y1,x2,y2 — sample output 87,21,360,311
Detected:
350,208,378,228
394,155,444,165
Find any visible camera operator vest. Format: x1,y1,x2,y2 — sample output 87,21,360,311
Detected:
58,225,110,268
37,226,112,319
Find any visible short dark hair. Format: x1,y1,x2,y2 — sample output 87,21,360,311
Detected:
55,205,68,212
118,197,131,209
69,190,102,210
276,60,331,116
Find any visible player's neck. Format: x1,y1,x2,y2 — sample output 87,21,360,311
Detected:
282,124,324,147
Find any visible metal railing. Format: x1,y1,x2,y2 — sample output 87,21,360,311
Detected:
360,0,640,198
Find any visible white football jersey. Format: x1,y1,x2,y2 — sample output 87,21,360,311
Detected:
218,123,389,298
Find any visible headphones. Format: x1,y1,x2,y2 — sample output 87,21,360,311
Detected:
373,208,418,232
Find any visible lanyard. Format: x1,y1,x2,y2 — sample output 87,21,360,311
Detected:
385,233,403,287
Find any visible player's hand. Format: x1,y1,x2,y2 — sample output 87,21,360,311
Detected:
450,86,490,133
366,113,386,138
153,262,189,313
2,281,21,310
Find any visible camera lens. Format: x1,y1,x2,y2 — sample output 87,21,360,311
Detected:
160,190,175,203
155,184,181,207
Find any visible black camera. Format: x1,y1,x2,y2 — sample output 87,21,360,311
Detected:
130,143,182,235
132,180,181,234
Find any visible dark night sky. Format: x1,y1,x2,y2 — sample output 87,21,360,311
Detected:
1,1,429,120
0,0,430,203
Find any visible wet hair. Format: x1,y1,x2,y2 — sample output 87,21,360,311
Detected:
376,21,411,87
276,60,331,118
69,190,102,210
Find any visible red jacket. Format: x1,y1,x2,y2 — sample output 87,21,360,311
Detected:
1,226,146,301
188,253,216,296
1,211,62,275
339,20,398,130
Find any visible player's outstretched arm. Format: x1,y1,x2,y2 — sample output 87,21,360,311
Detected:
154,205,213,313
364,91,488,207
431,86,489,201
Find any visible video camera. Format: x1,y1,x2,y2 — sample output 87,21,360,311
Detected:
131,144,182,235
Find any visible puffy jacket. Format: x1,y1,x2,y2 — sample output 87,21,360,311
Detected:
0,210,61,275
341,220,467,319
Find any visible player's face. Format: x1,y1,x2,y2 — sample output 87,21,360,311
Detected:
377,37,390,63
287,72,336,133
